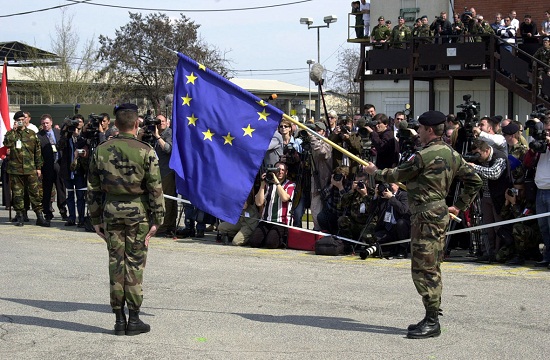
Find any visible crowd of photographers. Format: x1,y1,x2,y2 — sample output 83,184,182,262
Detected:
215,97,550,267
4,99,550,267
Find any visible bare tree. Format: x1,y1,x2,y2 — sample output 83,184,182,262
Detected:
19,9,100,104
327,48,360,115
97,12,230,113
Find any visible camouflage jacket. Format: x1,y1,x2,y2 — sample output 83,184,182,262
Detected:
3,127,43,175
372,24,391,42
509,142,528,161
534,47,550,66
391,24,412,48
374,138,482,213
339,188,375,225
87,132,165,225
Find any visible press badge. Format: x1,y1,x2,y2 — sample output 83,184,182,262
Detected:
51,144,57,153
360,203,366,213
16,140,22,149
384,211,392,223
244,212,250,218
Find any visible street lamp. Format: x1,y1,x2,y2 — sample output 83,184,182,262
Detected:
306,59,315,121
300,15,337,120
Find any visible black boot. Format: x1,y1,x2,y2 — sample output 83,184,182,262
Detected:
407,310,441,339
35,212,51,227
408,308,442,331
126,309,150,336
113,307,127,336
23,211,30,222
13,212,24,227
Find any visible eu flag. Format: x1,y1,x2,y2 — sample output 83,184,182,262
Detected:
170,53,283,224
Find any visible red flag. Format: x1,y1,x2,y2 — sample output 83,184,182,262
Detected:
0,61,10,158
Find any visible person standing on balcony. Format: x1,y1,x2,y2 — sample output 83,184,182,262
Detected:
359,0,370,38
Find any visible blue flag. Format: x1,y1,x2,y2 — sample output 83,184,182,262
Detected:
170,53,283,224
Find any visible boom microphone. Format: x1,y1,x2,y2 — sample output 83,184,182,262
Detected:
265,94,278,102
310,63,324,85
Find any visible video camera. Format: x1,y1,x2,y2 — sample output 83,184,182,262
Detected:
460,7,474,24
456,94,480,137
61,116,80,134
525,118,548,153
141,110,161,145
81,113,102,140
463,151,481,162
530,104,547,120
265,165,280,184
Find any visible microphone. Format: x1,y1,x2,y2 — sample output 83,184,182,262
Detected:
264,94,277,103
397,119,409,130
310,63,324,85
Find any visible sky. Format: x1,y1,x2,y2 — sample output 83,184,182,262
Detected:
1,0,357,89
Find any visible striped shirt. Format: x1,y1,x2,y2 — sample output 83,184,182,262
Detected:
261,179,295,225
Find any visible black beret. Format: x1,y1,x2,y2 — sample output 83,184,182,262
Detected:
13,110,25,120
418,110,446,126
113,103,138,115
421,15,428,20
490,115,503,124
502,122,520,135
398,16,404,20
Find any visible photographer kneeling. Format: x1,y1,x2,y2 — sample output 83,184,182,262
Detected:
250,162,295,248
372,182,411,259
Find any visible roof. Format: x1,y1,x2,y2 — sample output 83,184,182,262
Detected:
229,78,311,96
0,41,59,66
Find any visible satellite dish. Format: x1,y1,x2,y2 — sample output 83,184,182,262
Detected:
310,63,324,85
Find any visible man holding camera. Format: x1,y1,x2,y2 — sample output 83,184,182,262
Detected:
250,161,295,248
152,114,176,237
365,110,482,339
362,113,399,170
3,111,50,227
317,166,349,235
372,182,410,259
337,172,374,244
430,12,452,43
309,122,332,230
467,139,511,263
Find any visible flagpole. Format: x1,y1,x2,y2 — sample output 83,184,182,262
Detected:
282,113,370,168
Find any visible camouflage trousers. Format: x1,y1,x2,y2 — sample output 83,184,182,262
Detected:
410,210,449,312
105,220,149,311
9,173,43,212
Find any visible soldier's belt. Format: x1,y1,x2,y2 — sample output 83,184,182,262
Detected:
105,194,147,201
410,199,446,215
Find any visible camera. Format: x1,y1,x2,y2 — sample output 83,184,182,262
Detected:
506,188,519,197
333,173,343,182
81,113,102,140
456,94,480,138
377,182,390,194
525,119,548,153
356,180,366,190
463,152,481,162
265,166,280,184
530,104,547,120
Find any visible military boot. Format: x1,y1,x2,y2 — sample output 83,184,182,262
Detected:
13,212,24,227
113,306,127,336
35,212,51,227
408,308,442,331
23,211,30,222
126,309,150,336
407,310,441,339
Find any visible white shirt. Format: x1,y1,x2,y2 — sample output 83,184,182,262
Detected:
478,131,507,155
359,1,370,23
535,151,550,189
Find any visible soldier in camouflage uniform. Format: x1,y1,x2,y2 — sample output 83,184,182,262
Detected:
416,16,433,43
533,37,550,77
3,111,50,227
87,103,165,336
390,16,412,49
371,16,391,48
365,111,482,339
337,172,376,247
497,182,541,265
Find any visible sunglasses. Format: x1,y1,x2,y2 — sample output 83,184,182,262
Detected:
279,125,290,129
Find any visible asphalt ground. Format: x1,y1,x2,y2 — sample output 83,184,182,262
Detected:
1,208,549,360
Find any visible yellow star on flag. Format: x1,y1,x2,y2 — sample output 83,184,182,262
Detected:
186,72,198,84
198,63,206,71
222,132,235,145
182,94,192,106
257,109,270,121
242,124,255,137
256,100,267,107
202,129,215,141
187,113,198,126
